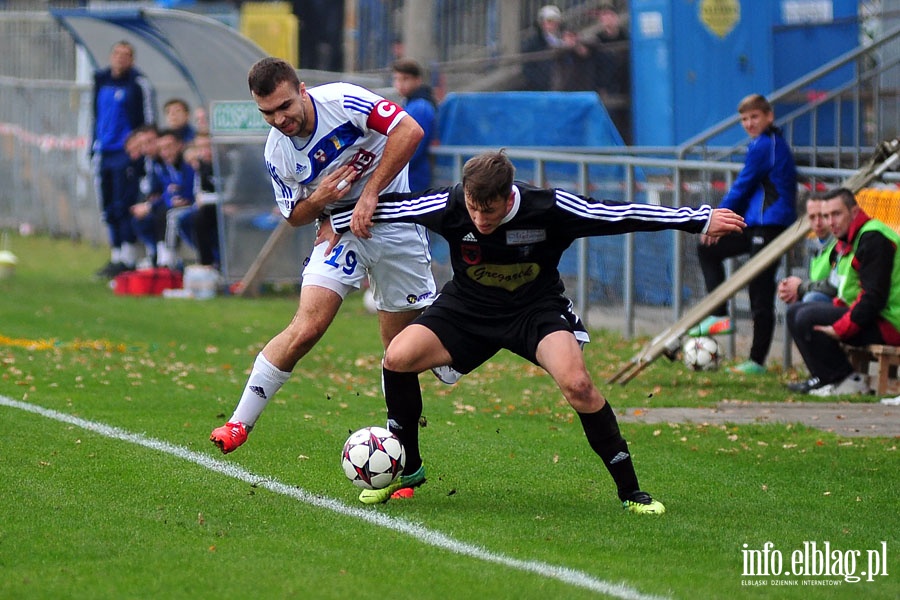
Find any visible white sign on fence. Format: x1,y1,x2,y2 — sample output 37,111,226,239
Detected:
209,101,269,135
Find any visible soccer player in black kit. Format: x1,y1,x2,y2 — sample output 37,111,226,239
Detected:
334,150,746,512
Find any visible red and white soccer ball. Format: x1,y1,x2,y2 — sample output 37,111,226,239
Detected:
341,426,406,490
682,336,720,371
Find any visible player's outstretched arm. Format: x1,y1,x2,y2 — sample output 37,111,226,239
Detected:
705,208,746,238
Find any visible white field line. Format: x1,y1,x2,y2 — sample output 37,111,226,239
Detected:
2,395,669,600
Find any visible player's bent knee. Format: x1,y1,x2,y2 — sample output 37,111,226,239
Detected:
382,347,418,373
560,377,598,410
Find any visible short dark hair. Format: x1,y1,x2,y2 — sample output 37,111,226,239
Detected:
392,58,423,78
164,98,190,112
820,187,857,209
248,57,300,97
157,128,184,143
132,124,158,136
462,150,515,209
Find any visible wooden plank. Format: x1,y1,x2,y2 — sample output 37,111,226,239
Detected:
236,218,294,297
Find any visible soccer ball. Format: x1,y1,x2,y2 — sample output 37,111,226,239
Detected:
682,336,720,371
341,426,405,490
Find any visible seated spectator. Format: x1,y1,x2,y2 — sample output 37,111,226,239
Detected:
163,97,196,144
131,128,195,270
778,192,838,305
192,105,209,134
123,125,160,266
182,132,220,268
786,187,900,396
133,124,160,201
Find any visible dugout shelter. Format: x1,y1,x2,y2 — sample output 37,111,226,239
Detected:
52,7,314,287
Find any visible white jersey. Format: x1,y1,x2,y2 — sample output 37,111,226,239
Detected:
264,82,411,218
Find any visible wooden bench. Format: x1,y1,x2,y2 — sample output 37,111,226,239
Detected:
843,344,900,395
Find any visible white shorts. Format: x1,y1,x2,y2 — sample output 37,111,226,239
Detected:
301,221,437,312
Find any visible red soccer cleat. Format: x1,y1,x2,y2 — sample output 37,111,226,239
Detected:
210,421,248,454
390,487,415,499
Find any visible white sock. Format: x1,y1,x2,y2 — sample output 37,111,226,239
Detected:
110,247,121,263
230,353,291,428
120,242,137,268
157,242,175,269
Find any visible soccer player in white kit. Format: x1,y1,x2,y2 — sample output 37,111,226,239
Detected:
211,57,451,454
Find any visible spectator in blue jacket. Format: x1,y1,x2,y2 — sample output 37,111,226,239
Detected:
131,129,195,270
391,58,438,192
689,93,798,374
91,40,156,279
163,97,196,144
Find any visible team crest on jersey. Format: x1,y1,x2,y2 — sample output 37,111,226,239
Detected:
308,122,364,173
506,229,546,245
461,243,481,265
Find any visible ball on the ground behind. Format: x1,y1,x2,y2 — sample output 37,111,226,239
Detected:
341,426,405,489
682,336,720,371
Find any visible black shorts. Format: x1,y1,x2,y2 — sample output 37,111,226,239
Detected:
413,292,589,374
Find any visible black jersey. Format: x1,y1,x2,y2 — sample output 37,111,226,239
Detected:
331,182,712,312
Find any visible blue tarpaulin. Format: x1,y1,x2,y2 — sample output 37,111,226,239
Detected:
436,91,626,189
438,91,625,147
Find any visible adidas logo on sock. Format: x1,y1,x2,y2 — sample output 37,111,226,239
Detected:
249,385,267,400
462,232,478,242
609,451,630,465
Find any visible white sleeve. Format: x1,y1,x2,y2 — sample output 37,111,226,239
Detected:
265,137,304,219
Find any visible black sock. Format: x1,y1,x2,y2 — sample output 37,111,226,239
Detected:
382,366,423,474
578,402,640,501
